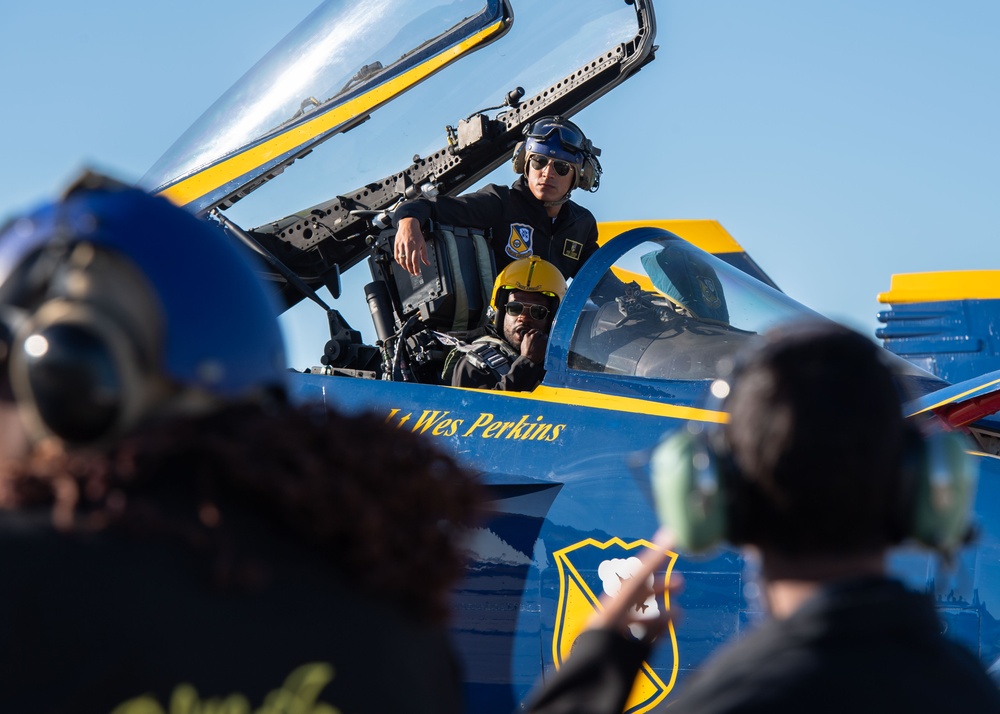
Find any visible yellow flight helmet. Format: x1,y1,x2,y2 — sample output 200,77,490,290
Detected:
490,256,567,331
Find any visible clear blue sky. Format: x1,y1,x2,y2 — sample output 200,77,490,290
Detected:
2,1,998,369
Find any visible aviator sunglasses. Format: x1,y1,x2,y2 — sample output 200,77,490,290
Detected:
505,301,551,320
528,154,573,177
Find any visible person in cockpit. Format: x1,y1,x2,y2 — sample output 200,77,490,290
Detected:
392,115,602,280
444,256,566,392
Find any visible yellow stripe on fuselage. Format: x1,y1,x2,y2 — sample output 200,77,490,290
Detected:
457,383,728,424
597,219,746,254
908,376,1000,416
159,20,507,208
879,271,1000,304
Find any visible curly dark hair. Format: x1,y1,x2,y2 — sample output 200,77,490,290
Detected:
0,401,485,623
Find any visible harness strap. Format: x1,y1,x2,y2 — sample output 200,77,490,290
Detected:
440,335,516,383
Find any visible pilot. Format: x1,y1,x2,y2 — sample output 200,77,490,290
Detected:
444,255,566,392
0,173,481,713
392,115,601,280
523,320,1000,714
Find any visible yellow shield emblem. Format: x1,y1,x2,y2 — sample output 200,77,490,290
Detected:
506,223,534,259
552,537,679,713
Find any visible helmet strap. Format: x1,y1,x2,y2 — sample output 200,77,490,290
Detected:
542,191,572,208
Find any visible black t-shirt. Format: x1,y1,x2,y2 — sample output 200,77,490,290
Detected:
0,510,463,714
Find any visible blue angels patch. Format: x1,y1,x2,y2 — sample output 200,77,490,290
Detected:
552,538,679,713
506,223,534,259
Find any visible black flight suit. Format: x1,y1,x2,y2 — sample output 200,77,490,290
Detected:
392,176,599,279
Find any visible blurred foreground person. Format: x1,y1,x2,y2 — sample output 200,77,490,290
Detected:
525,321,1000,714
0,173,481,714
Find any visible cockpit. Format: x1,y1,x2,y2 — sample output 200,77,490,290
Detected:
565,232,809,382
135,0,943,405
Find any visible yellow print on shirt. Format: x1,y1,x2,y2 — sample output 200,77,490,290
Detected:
111,662,339,714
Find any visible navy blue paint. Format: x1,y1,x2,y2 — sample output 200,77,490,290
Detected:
879,298,1000,385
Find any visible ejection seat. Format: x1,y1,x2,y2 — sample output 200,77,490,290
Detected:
390,222,495,334
366,222,496,383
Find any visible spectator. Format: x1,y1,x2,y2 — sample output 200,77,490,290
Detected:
524,320,1000,714
0,172,482,714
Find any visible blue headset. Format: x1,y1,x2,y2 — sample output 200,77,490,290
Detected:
0,172,288,444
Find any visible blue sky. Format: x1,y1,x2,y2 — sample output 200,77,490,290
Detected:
2,1,998,369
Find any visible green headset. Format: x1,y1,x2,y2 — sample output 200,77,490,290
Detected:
650,328,978,558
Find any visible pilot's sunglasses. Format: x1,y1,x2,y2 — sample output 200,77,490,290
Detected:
528,155,573,176
526,121,586,152
506,301,551,320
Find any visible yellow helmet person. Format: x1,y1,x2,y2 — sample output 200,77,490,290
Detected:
490,256,567,332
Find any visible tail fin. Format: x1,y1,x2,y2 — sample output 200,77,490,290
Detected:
877,271,1000,384
597,220,780,290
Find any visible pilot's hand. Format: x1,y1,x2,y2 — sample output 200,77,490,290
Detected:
521,329,548,364
394,217,430,276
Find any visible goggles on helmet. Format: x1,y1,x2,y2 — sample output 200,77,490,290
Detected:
525,117,588,154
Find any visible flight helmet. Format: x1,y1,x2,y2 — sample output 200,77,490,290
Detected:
511,116,603,193
490,256,567,332
0,171,288,446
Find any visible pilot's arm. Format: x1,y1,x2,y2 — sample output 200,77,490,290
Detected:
451,332,546,392
452,353,544,392
391,188,507,276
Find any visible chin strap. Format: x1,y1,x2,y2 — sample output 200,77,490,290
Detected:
542,191,573,208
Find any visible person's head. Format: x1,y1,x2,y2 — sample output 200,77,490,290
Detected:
0,171,287,450
718,321,910,559
654,321,978,565
490,256,566,344
511,116,602,205
502,290,555,351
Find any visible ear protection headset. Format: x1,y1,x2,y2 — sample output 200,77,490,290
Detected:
650,327,978,558
0,241,167,445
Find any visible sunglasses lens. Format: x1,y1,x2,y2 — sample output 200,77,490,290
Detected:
529,155,572,176
506,301,548,320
